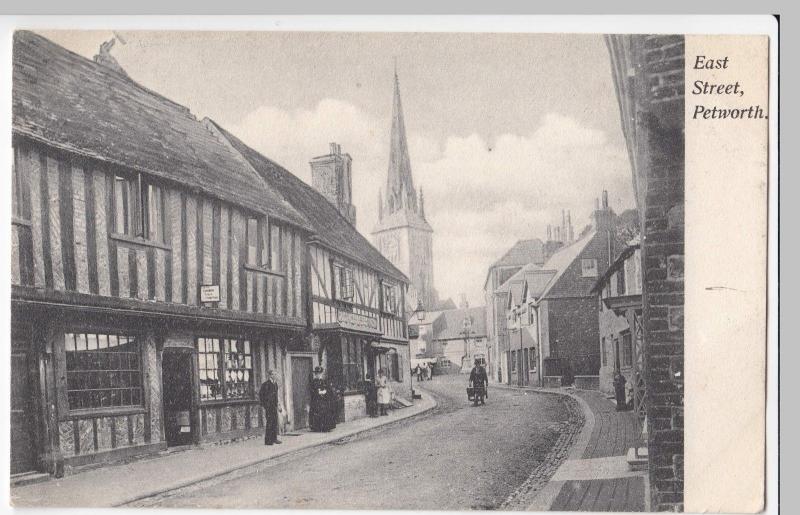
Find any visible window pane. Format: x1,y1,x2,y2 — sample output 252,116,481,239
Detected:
65,332,143,410
247,218,258,264
271,224,280,271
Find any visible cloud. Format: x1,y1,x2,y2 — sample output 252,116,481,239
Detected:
228,102,634,308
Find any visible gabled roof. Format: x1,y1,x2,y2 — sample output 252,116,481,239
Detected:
208,121,408,284
12,31,309,230
536,229,597,301
431,306,487,341
591,243,640,294
495,262,541,294
484,239,545,290
493,239,545,268
524,269,558,301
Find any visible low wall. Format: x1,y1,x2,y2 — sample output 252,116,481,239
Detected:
543,376,562,388
574,375,600,390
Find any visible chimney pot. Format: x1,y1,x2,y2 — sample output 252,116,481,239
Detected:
602,190,609,209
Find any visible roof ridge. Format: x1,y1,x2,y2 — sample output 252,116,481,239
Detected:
21,31,193,116
208,120,409,284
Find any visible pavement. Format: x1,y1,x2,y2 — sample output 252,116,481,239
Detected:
11,377,646,511
114,375,579,510
492,382,648,512
10,392,437,508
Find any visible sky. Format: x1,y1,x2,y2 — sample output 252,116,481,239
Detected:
37,30,634,307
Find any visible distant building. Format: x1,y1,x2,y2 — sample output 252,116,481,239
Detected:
409,305,487,375
483,239,547,382
530,192,623,389
372,71,437,312
592,243,642,397
496,264,556,387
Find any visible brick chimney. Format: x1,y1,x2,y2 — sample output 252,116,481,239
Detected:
593,189,615,232
310,143,357,226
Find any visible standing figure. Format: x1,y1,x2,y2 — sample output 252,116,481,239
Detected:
364,373,379,418
469,359,488,406
310,366,335,432
613,371,628,411
376,368,392,416
415,364,423,383
258,370,282,445
422,361,431,381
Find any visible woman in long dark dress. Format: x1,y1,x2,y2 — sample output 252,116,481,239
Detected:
310,366,334,432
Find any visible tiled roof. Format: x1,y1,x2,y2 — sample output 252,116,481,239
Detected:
524,269,558,300
536,229,597,300
492,239,546,268
495,262,541,294
12,31,309,230
209,121,408,284
591,243,640,294
431,306,487,341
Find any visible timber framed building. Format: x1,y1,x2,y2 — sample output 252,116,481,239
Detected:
10,31,410,477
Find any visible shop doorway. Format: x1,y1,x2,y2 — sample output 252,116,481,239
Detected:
162,349,195,447
290,356,312,430
11,340,37,474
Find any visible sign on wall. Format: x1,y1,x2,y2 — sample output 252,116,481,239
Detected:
200,285,220,303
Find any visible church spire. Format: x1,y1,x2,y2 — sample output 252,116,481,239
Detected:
386,68,417,215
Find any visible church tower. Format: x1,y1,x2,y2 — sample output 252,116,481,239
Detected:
372,71,436,311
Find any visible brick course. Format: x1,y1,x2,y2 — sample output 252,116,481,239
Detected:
606,34,685,511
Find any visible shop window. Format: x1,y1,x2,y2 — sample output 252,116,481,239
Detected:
622,331,633,368
196,337,253,402
64,332,143,411
529,348,537,370
197,338,222,401
510,350,517,372
113,173,167,242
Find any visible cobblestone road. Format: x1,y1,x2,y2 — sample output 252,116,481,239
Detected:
144,375,583,510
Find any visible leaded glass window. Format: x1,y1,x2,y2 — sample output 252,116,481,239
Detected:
65,332,143,411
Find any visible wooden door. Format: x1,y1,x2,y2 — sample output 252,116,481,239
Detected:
11,347,37,474
291,357,312,430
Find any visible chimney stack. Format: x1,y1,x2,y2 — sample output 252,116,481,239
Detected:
310,143,356,226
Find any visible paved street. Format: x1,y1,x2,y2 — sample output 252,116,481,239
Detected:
144,375,580,510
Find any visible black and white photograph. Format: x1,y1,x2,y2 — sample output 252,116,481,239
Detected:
4,19,774,513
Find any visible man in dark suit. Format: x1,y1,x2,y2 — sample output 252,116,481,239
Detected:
259,369,282,445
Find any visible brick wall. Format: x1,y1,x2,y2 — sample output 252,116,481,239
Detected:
547,297,601,377
607,34,685,511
